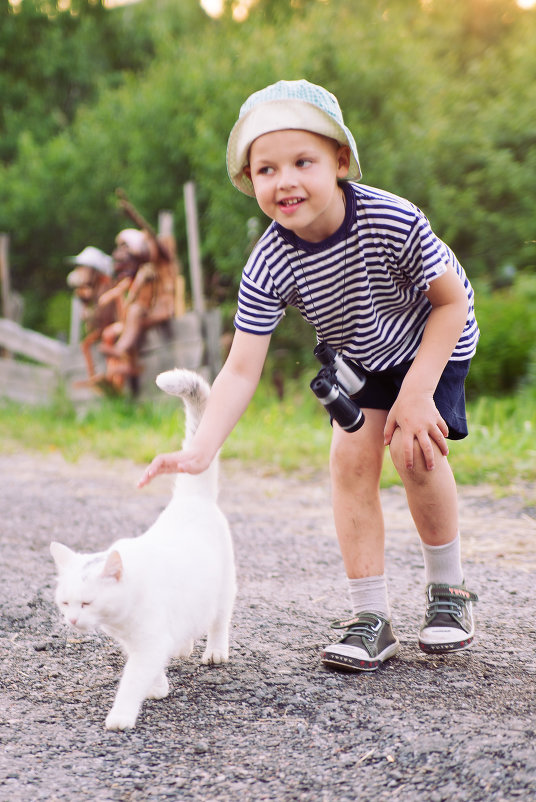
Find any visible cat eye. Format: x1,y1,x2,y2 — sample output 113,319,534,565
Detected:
61,600,92,607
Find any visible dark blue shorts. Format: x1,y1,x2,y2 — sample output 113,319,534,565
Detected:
354,359,471,440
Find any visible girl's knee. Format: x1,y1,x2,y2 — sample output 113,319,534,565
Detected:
330,410,387,486
330,434,382,486
388,428,405,472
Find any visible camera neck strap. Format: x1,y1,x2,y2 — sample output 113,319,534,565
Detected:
291,187,349,355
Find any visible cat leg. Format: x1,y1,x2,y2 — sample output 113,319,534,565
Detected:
105,651,168,730
147,672,169,700
202,580,235,665
174,638,194,659
202,616,231,665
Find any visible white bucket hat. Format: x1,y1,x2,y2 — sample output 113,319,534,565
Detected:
68,246,113,276
226,79,361,197
115,228,150,259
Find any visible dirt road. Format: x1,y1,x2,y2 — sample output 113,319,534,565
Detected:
1,451,535,801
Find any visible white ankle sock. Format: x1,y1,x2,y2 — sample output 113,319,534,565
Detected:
421,534,464,585
347,575,390,619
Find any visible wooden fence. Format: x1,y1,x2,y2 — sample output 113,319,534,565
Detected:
0,311,222,405
0,187,223,405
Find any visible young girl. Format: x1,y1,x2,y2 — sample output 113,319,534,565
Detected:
139,79,479,672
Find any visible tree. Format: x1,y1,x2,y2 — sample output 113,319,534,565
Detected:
0,0,535,339
0,0,155,164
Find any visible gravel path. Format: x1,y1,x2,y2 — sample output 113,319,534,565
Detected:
1,451,535,802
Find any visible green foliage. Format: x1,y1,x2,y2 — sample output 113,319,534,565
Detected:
0,0,155,164
449,386,536,487
418,15,536,274
1,0,535,382
467,274,536,397
0,378,534,490
0,392,181,463
43,289,72,339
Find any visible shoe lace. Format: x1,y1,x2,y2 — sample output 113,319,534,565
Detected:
425,584,478,621
426,597,464,620
330,614,382,642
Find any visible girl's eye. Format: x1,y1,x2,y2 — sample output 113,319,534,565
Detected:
258,166,274,175
297,158,312,168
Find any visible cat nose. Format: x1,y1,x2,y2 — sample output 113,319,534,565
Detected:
69,617,78,626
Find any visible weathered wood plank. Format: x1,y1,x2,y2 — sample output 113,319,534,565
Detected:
0,319,69,368
0,358,58,404
0,309,221,404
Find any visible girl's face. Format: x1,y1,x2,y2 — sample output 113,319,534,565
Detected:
244,130,350,243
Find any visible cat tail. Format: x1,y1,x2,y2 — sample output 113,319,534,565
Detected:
155,368,211,449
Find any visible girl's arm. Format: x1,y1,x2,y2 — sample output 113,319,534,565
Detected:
138,330,271,486
383,265,469,471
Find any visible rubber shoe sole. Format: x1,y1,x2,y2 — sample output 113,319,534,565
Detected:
322,638,400,672
418,625,475,654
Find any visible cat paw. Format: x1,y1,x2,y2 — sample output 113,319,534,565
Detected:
105,709,138,731
148,674,169,700
201,648,229,665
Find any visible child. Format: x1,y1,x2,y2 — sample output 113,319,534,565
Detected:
138,79,479,672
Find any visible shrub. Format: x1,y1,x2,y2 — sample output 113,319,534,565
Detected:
466,273,536,397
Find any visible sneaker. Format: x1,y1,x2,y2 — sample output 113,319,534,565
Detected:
321,611,400,672
419,583,478,654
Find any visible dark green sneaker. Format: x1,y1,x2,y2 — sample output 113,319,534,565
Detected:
321,612,400,672
419,583,478,654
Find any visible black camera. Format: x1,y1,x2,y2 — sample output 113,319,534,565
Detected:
310,342,366,432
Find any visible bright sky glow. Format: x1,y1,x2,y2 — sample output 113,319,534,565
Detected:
7,0,536,15
201,0,257,21
201,0,223,15
113,0,536,14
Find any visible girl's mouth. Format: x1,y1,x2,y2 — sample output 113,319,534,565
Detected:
278,197,304,212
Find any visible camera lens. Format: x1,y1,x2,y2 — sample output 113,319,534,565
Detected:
310,374,365,433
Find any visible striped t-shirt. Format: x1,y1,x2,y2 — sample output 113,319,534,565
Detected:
234,182,479,372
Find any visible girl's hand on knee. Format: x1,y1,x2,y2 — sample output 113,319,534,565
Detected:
384,394,449,471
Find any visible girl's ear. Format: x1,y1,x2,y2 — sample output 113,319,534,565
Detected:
243,165,252,182
336,145,351,179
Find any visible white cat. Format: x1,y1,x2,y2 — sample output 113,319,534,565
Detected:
50,368,236,731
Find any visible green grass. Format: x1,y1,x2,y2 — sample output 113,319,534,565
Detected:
1,379,534,492
447,391,536,489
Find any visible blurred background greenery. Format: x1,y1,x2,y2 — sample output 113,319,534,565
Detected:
0,376,534,489
1,0,535,486
2,0,536,396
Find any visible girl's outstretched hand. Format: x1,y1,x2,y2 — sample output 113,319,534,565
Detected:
137,448,209,487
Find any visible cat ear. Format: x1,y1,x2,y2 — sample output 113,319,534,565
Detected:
102,550,123,582
50,541,76,572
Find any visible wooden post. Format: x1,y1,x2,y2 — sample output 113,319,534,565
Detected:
0,234,12,358
0,234,12,320
158,210,174,240
69,296,83,346
158,210,186,318
183,182,206,315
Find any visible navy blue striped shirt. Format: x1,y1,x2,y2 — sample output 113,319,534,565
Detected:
234,182,479,371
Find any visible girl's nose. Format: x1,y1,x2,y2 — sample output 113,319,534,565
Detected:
277,166,297,190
